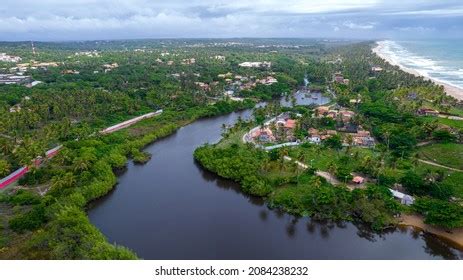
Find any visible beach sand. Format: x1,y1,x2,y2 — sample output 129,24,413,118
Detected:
399,214,463,250
372,42,463,101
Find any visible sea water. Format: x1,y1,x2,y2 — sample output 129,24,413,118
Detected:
378,40,463,90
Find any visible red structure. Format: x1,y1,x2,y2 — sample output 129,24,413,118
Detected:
0,145,62,189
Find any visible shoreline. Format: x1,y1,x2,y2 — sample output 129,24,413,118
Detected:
399,214,463,250
372,41,463,101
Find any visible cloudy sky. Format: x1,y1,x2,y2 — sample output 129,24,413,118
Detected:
1,0,462,41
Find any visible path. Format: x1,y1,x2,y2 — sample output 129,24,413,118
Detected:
283,155,343,187
438,114,463,121
418,159,463,172
417,141,434,147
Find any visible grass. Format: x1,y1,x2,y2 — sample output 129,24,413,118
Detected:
216,127,249,148
288,145,375,172
421,116,463,130
449,107,463,117
418,143,463,170
415,162,463,199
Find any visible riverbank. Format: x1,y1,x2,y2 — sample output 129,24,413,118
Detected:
400,214,463,250
86,99,463,259
372,41,463,101
0,100,256,260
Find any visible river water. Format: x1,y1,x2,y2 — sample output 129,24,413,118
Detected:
88,107,463,260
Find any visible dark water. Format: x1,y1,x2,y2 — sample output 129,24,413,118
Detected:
88,108,463,260
280,90,331,107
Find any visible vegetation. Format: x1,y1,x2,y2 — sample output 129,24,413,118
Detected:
418,143,463,169
1,38,463,258
195,141,401,231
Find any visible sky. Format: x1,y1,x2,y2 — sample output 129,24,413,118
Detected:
1,0,462,41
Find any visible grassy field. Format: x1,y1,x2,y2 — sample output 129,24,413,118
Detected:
288,145,374,171
422,116,463,129
418,143,463,170
415,161,463,199
215,127,249,148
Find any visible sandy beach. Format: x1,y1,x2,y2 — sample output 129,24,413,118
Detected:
372,41,463,101
399,214,463,250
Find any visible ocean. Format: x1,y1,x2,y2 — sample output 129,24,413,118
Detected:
377,40,463,90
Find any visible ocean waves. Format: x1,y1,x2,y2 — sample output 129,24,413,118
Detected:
377,40,463,90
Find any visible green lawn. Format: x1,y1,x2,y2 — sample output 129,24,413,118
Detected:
418,143,463,170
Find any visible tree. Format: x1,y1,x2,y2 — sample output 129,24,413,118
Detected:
413,198,463,229
0,159,10,177
324,135,343,150
335,165,353,183
400,170,425,195
432,130,456,143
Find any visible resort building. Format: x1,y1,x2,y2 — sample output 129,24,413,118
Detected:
417,108,439,116
238,61,271,68
333,72,349,84
0,53,21,63
0,74,32,85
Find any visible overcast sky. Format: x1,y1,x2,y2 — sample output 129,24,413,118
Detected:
1,0,462,41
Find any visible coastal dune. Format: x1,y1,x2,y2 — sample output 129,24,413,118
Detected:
372,41,463,101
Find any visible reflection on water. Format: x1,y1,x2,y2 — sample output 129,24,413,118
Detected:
88,105,462,260
280,90,331,107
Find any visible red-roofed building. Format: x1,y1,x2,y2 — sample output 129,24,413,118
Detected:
284,119,296,129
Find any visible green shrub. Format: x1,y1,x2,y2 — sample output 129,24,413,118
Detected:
9,204,47,233
413,198,463,229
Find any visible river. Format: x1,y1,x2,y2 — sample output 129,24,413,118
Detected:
88,107,463,260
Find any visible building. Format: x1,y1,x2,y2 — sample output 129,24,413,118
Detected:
195,82,210,91
181,58,196,65
417,108,439,116
62,70,80,75
251,128,275,143
238,61,271,68
103,63,119,73
0,74,32,85
284,119,296,129
389,189,415,205
213,55,225,60
407,92,419,100
371,66,383,72
258,76,278,85
307,136,321,144
333,73,345,83
352,176,365,184
338,109,355,122
352,136,375,147
0,53,21,63
315,106,330,116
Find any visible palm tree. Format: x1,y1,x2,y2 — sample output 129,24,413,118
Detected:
328,162,337,176
52,172,76,190
312,176,322,188
278,148,289,174
412,153,420,167
0,159,10,177
345,134,353,153
221,123,227,137
382,130,391,152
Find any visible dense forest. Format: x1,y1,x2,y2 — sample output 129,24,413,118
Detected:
1,39,462,259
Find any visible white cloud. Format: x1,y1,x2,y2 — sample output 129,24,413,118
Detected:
384,7,463,16
343,21,376,29
0,0,461,40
